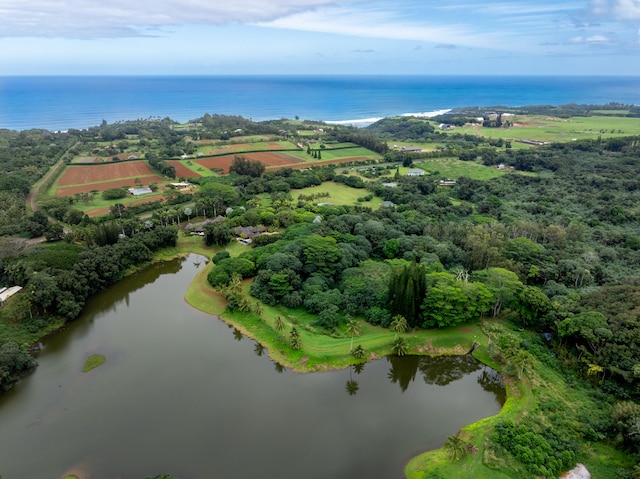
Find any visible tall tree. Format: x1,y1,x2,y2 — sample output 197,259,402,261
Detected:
346,317,361,351
388,260,427,328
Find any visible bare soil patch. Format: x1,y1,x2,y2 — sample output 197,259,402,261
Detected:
195,152,303,173
55,176,163,196
57,162,156,186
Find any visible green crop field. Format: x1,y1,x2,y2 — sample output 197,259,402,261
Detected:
194,140,299,156
289,146,381,162
450,114,640,144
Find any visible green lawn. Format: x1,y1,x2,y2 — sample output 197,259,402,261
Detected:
194,140,299,156
178,159,218,177
287,146,381,162
409,159,508,181
290,182,383,209
450,114,640,144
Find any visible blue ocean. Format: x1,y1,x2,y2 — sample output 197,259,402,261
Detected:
0,75,639,131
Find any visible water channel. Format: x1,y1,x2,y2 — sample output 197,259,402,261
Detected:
0,255,505,479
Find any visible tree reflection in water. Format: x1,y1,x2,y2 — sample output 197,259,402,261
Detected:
419,355,482,386
477,366,506,403
345,364,360,396
253,342,265,357
383,354,504,396
387,355,421,392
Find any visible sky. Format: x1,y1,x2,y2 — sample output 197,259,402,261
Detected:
1,0,639,75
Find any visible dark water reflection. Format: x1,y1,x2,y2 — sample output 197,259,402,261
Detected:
0,255,504,479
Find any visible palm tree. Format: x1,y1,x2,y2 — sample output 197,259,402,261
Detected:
351,344,366,359
390,314,408,339
252,300,264,318
290,327,302,350
346,318,361,351
392,337,409,356
510,350,530,379
253,342,265,356
274,316,286,337
443,434,468,461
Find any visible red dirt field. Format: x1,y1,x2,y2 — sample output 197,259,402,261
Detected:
194,152,304,173
57,162,156,186
85,196,165,217
55,176,164,196
166,161,201,179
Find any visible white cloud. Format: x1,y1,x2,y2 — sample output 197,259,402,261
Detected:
568,33,614,43
436,2,582,16
0,0,341,38
257,6,502,49
590,0,640,20
586,34,612,41
614,0,640,19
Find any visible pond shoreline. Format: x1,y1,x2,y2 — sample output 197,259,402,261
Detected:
176,247,519,479
13,244,512,479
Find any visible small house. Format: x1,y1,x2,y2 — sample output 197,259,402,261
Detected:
128,187,153,196
407,169,425,176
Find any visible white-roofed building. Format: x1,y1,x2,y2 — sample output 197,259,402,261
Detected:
0,286,23,306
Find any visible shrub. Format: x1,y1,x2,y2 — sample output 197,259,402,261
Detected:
364,306,392,327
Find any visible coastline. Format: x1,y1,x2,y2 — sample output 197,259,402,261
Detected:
3,75,639,131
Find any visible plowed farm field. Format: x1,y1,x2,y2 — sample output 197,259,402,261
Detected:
194,152,304,173
57,162,158,186
54,161,163,197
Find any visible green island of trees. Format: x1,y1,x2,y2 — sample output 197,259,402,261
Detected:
2,108,640,478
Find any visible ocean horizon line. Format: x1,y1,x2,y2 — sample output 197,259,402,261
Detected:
2,73,640,78
2,75,638,132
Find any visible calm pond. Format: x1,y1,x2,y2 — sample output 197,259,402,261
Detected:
0,255,505,479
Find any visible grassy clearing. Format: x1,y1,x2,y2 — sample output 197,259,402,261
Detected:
451,114,640,144
194,140,299,156
389,140,442,151
179,160,218,177
286,146,381,162
290,182,383,208
67,192,166,212
407,160,507,181
82,354,105,373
